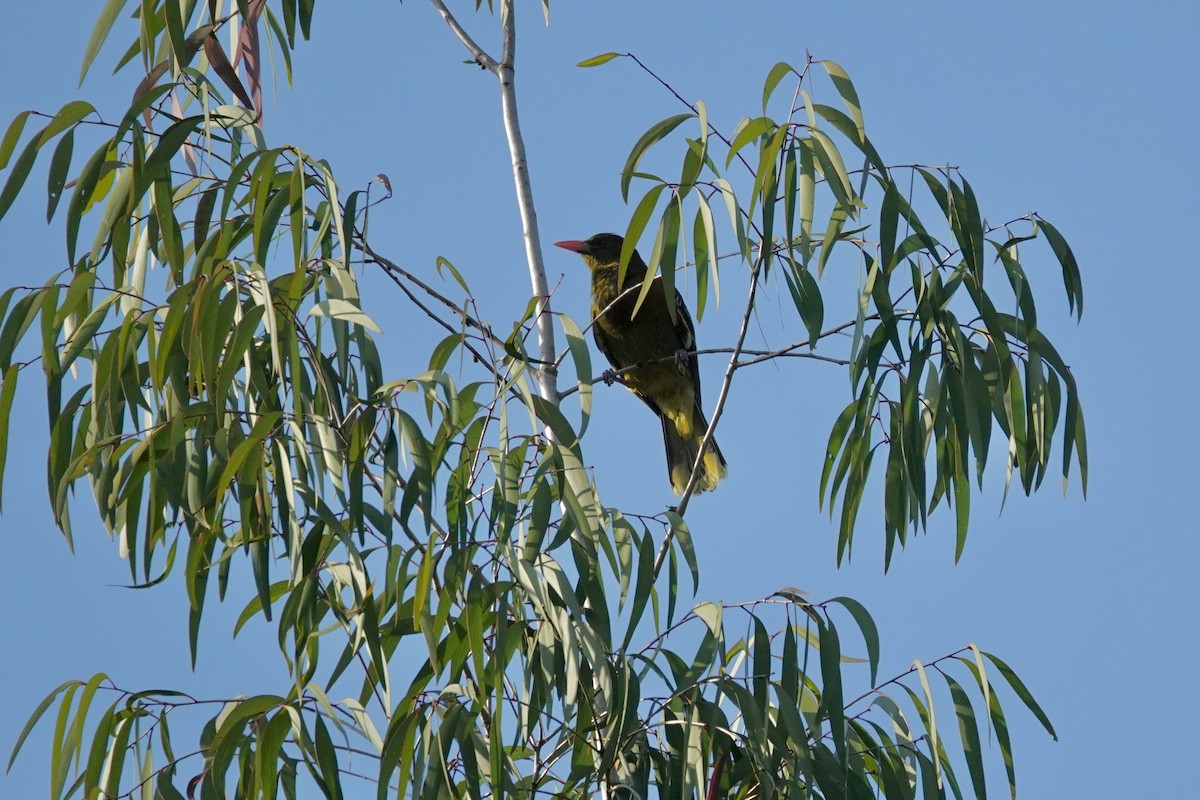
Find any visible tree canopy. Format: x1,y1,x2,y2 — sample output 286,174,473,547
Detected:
0,2,1085,799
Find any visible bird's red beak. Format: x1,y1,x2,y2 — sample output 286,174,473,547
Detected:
553,240,589,254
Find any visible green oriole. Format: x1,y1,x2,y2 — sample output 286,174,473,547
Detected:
554,233,727,494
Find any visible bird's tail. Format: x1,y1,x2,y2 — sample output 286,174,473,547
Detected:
662,402,728,495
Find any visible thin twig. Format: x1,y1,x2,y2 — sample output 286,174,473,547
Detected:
680,263,762,516
624,52,758,177
360,239,507,351
651,257,763,580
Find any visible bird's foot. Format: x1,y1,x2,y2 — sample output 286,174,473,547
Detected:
600,369,619,386
674,348,689,372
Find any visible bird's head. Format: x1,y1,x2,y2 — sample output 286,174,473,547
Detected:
553,233,625,270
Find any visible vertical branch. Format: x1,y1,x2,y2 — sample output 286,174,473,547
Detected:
430,0,559,405
497,0,558,405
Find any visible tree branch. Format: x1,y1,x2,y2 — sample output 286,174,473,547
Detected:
360,238,507,351
427,0,498,71
651,258,763,580
428,0,558,407
494,0,558,406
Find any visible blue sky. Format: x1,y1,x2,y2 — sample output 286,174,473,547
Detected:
1,1,1197,797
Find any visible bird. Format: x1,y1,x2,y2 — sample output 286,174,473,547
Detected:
554,233,727,495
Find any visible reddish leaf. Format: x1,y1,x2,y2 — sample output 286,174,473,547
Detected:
203,34,256,115
234,0,265,119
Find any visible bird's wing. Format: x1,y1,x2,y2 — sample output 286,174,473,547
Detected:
593,314,665,418
592,322,620,371
672,288,703,405
676,287,700,400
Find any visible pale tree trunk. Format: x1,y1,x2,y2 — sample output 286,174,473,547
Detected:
430,0,559,406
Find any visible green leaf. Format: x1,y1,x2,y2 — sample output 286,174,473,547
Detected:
917,167,951,217
812,102,888,179
45,128,74,223
1035,216,1084,319
878,184,900,272
7,680,79,772
752,123,787,248
59,293,120,373
559,312,592,434
949,176,985,280
212,411,281,509
677,136,705,198
0,365,16,511
309,299,383,332
39,101,96,145
817,616,846,762
993,239,1038,329
952,462,971,562
434,255,471,295
815,206,847,279
297,0,315,39
666,509,698,593
912,660,940,785
290,162,307,266
713,177,750,263
633,195,681,322
153,178,185,279
142,116,204,183
782,137,798,257
621,113,692,202
962,646,994,739
796,135,815,267
622,183,666,286
692,600,723,640
80,0,130,85
378,712,419,800
1063,386,1087,497
692,194,718,320
868,261,905,364
210,695,286,759
255,712,291,800
577,51,621,67
945,672,987,800
827,596,879,687
988,683,1018,799
74,676,115,796
726,115,774,169
762,61,796,112
819,400,857,510
64,140,111,264
233,581,288,638
254,185,291,267
0,110,31,169
621,527,656,650
313,715,345,800
915,749,942,800
792,263,823,344
807,128,854,213
135,737,154,800
82,702,118,797
0,131,42,224
163,0,189,70
818,59,864,137
984,651,1057,740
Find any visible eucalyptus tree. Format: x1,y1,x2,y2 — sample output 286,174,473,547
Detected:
0,2,1084,798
